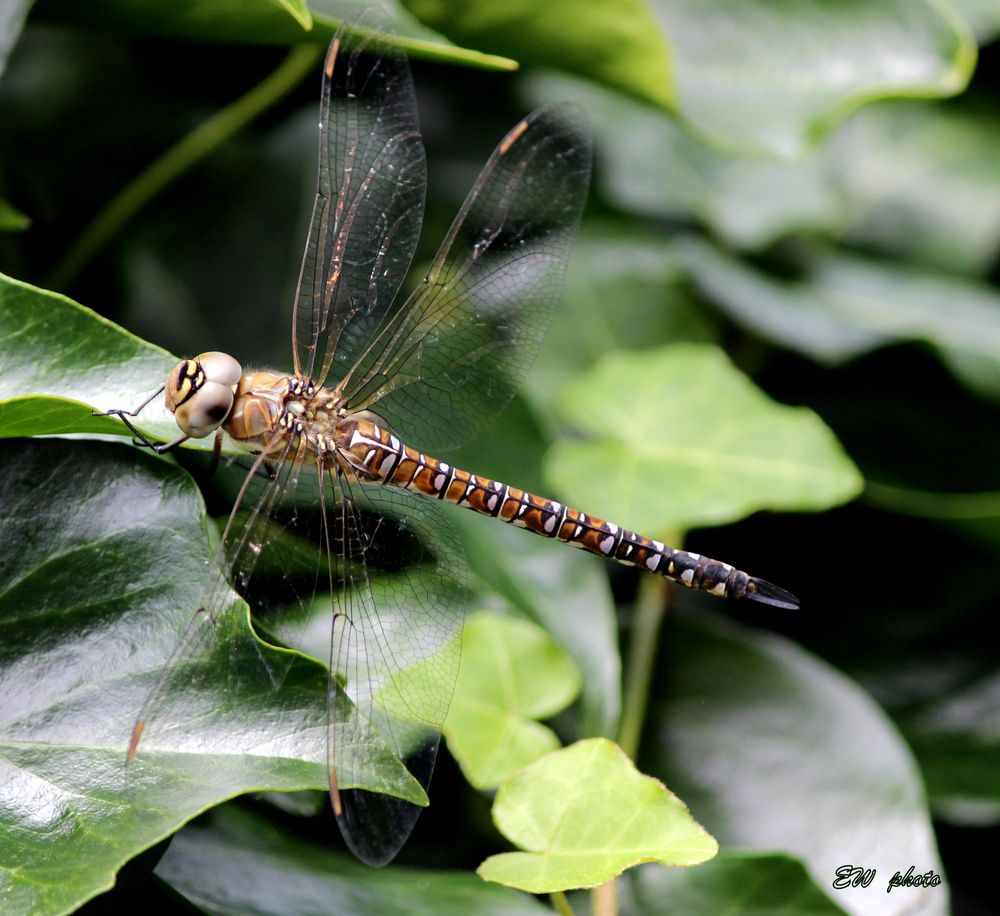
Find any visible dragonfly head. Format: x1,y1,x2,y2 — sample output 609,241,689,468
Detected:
165,351,242,438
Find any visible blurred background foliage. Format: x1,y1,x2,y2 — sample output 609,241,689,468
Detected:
1,0,999,913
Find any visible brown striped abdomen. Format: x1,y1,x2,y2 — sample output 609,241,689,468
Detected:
340,417,798,609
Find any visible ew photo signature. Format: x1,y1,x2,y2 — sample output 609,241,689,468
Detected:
833,864,943,894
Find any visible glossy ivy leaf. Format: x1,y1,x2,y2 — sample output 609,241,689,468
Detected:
402,0,673,109
478,738,717,893
0,272,181,444
0,439,417,915
0,197,30,232
676,241,1000,402
544,344,862,534
653,0,974,159
646,613,948,916
36,0,516,70
155,805,549,915
625,851,848,915
443,612,581,790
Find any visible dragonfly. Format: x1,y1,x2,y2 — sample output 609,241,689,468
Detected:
102,11,798,866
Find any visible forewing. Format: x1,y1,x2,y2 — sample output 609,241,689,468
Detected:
292,9,426,389
125,441,324,766
338,102,592,452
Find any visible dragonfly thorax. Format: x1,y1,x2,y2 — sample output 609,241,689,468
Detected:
221,368,391,476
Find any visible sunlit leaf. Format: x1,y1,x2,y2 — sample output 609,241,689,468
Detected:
647,613,948,916
155,805,548,915
0,439,418,915
443,612,580,789
478,738,717,893
544,344,862,533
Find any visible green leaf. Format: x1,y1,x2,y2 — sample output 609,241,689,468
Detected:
36,0,517,70
646,613,947,915
654,0,975,159
544,344,862,533
0,439,417,914
676,242,1000,401
478,738,718,893
0,272,181,443
443,612,580,790
155,805,549,915
402,0,673,108
0,197,30,232
626,851,848,915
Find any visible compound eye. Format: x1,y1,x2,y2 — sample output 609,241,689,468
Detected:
174,381,234,438
164,359,203,412
197,351,242,387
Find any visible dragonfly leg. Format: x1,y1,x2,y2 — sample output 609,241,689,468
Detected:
207,429,223,476
94,386,188,452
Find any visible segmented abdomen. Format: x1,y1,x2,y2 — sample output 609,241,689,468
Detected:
343,418,797,605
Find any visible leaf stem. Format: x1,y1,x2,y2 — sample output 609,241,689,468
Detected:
550,891,575,916
592,880,618,916
617,573,671,760
48,44,323,291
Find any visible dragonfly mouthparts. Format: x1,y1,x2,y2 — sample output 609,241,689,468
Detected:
745,577,800,610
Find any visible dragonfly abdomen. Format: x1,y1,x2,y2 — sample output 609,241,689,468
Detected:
342,417,798,609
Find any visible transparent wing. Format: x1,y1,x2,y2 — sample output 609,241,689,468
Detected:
129,443,466,865
243,461,466,864
125,439,321,765
337,102,592,452
320,474,466,865
292,8,426,389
